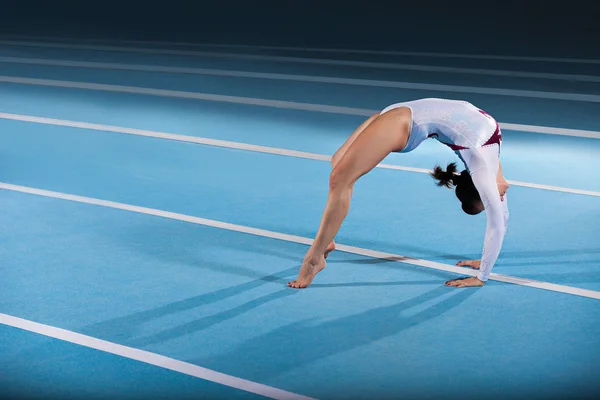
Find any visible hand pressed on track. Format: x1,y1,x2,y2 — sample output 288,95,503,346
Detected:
456,260,481,269
445,276,485,288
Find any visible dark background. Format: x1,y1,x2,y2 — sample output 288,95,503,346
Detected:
0,0,598,57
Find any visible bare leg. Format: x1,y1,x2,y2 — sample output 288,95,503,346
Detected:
288,108,411,288
331,113,379,167
325,113,379,259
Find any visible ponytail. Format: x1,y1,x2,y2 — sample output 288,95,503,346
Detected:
432,162,483,215
430,162,460,188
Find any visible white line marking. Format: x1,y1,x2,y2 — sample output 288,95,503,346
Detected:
496,123,600,139
1,75,599,139
0,41,599,86
2,53,599,83
0,75,374,116
0,112,331,160
0,58,597,104
1,112,599,197
0,313,315,400
3,35,600,64
1,181,599,300
124,42,600,65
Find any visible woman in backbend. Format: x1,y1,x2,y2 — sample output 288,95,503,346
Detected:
288,98,510,289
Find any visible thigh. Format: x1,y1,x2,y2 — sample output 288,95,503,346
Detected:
331,113,379,167
333,108,411,185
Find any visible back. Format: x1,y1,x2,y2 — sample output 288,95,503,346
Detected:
407,98,498,148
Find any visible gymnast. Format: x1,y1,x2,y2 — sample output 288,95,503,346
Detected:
288,98,510,289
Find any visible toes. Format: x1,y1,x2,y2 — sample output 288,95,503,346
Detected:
287,280,306,289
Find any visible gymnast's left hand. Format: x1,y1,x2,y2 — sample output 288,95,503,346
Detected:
445,277,485,288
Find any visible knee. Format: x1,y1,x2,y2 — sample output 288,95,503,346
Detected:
329,165,352,191
330,154,341,168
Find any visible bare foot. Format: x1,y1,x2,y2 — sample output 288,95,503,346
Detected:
324,240,336,259
288,258,326,289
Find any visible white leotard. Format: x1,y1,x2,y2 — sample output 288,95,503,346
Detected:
381,98,508,282
381,98,498,152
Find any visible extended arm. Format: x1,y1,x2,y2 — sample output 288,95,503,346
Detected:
471,166,508,281
448,146,509,287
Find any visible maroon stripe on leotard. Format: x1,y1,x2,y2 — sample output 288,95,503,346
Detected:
441,122,501,151
446,143,469,151
482,123,502,146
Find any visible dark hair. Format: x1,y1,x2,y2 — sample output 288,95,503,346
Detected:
430,162,483,215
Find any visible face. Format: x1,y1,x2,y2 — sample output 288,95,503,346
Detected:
455,177,484,215
462,199,484,215
471,200,485,214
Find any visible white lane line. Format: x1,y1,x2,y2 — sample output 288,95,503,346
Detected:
0,112,331,161
3,35,600,64
1,112,599,197
497,123,600,139
124,42,600,65
1,76,599,140
4,58,598,103
2,54,599,83
0,313,315,400
1,60,597,104
1,181,599,300
2,39,600,88
0,75,373,116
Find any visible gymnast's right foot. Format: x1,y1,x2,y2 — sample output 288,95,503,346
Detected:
288,257,326,289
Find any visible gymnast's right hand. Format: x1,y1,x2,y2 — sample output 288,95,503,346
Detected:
497,178,510,201
456,260,481,269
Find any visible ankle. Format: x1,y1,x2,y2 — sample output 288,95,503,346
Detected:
303,252,323,265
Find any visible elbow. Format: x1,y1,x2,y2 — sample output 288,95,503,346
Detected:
487,215,506,236
489,224,506,239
